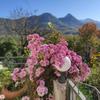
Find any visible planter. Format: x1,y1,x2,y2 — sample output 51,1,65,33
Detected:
1,84,27,100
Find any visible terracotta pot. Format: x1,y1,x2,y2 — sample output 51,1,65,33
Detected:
1,84,28,100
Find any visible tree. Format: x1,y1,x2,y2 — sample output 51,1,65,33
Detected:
96,30,100,38
0,36,18,57
4,8,34,55
79,23,97,64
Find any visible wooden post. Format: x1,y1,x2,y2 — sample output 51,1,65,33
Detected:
70,88,77,100
53,80,67,100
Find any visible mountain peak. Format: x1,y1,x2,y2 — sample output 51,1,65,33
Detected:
66,13,73,17
40,12,55,17
59,13,82,28
64,13,78,21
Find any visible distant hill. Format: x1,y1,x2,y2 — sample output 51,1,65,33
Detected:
80,18,100,28
59,13,82,28
0,13,100,35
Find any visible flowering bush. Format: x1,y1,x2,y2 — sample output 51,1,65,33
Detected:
11,34,90,99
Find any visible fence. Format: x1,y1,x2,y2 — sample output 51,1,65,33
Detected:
67,79,86,100
0,56,27,70
66,79,100,100
79,82,100,100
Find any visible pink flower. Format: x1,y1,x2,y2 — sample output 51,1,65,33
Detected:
28,65,34,74
49,49,55,55
12,68,27,81
40,60,49,67
11,68,20,82
27,34,34,41
12,74,18,82
0,94,5,100
29,75,33,81
36,85,48,97
27,34,44,42
19,68,27,79
79,63,91,81
36,80,48,97
13,68,20,74
21,96,30,100
35,67,45,78
68,65,79,74
54,71,61,77
39,80,45,86
66,49,91,81
27,57,37,66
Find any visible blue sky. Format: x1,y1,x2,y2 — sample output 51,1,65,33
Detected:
0,0,100,20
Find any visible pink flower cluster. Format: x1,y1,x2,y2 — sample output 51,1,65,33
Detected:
26,34,70,80
21,96,30,100
12,68,27,82
26,34,90,82
66,50,90,81
35,67,45,78
36,80,48,97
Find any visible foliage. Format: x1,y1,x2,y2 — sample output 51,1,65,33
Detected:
79,84,94,100
44,22,63,44
0,69,12,91
79,23,96,39
87,53,100,90
78,23,100,64
0,35,28,71
64,34,80,50
0,35,19,57
3,52,15,69
96,30,100,38
90,35,100,54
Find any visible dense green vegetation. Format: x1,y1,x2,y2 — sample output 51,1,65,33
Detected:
0,69,11,91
